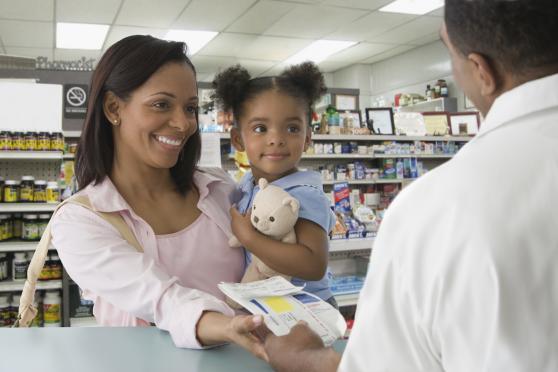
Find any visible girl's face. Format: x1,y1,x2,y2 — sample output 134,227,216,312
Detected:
231,89,311,182
111,62,198,170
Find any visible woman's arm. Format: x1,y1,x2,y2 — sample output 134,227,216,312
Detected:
51,204,242,350
230,208,328,280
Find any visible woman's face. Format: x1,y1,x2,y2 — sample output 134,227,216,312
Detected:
113,62,198,170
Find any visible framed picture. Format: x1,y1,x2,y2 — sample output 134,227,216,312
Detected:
464,94,476,109
421,112,450,136
339,110,362,128
449,112,481,135
393,112,426,136
335,94,357,110
365,107,395,135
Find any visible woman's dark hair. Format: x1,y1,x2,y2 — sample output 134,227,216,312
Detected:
211,61,327,126
445,0,558,75
75,35,200,194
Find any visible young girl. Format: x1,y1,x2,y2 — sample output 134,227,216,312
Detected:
212,62,337,307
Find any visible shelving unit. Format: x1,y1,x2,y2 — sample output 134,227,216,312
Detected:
0,241,38,252
69,317,98,327
218,132,472,142
0,203,59,213
334,293,360,307
0,279,62,292
0,151,63,160
397,97,458,113
329,238,373,253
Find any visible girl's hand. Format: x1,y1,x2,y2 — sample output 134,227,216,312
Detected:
230,206,255,245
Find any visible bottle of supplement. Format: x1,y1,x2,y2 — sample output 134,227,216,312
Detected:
12,252,28,281
46,182,60,203
43,290,61,326
0,253,8,281
38,214,50,238
0,295,10,327
50,132,65,152
11,132,24,151
3,180,19,203
13,213,22,239
38,254,52,281
24,132,37,151
19,176,35,202
22,214,39,241
37,132,51,151
49,253,62,280
9,293,21,325
31,293,42,327
0,131,10,151
33,180,47,203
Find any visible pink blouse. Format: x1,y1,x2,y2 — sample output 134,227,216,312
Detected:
51,169,245,348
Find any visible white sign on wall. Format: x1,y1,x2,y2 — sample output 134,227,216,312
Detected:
0,82,63,132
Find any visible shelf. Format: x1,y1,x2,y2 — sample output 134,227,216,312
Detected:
63,131,81,138
63,154,75,160
0,241,39,252
0,279,62,292
302,154,372,159
330,238,374,253
373,153,454,159
397,97,458,113
334,292,360,307
0,151,63,160
70,316,98,327
322,178,415,185
311,134,471,142
0,203,59,212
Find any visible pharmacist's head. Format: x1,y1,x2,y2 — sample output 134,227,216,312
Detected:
75,35,201,195
442,0,558,117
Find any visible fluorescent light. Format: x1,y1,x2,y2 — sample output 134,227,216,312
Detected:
56,23,109,50
285,40,357,65
164,30,218,55
380,0,444,15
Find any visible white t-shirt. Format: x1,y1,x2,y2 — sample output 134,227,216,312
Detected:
339,73,558,372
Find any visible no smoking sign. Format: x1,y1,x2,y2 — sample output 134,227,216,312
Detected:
64,84,88,118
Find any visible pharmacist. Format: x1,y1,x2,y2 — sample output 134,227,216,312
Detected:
264,1,558,371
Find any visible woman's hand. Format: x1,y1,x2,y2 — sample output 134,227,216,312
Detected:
196,311,268,361
230,206,255,245
225,315,269,362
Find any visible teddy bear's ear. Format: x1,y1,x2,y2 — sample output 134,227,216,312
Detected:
282,197,300,214
258,178,269,189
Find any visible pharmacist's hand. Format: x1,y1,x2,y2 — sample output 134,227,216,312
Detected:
230,206,254,244
264,321,326,371
226,315,269,362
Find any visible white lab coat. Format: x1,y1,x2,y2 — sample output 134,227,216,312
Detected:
339,73,558,372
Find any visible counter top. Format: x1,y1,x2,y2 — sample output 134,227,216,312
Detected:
0,327,347,372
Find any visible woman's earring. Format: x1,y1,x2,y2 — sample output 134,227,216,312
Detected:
113,118,120,126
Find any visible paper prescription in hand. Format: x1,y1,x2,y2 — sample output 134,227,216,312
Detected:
218,276,346,346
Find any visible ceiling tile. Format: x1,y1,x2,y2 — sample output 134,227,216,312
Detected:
263,4,368,39
191,55,239,73
0,20,53,48
103,26,167,49
327,42,398,63
173,0,257,31
237,59,277,76
407,32,440,47
320,0,392,10
326,11,415,42
368,16,442,45
318,60,353,73
226,0,296,34
361,45,416,64
115,0,187,28
197,33,258,58
4,47,52,60
240,36,313,61
0,0,53,21
56,0,121,24
197,72,216,83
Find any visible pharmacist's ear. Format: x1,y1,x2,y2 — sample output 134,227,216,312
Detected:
103,91,121,126
467,52,498,97
231,127,245,152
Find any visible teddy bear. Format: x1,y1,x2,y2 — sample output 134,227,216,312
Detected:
229,178,300,285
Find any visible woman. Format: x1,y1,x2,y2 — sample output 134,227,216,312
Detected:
51,35,266,359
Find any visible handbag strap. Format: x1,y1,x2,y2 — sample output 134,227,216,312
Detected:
14,194,143,327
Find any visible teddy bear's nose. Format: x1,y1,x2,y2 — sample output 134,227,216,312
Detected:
253,216,259,223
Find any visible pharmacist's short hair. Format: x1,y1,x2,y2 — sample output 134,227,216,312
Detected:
445,0,558,75
211,62,327,126
75,35,201,194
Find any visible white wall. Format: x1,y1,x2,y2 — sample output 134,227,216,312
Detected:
330,41,470,111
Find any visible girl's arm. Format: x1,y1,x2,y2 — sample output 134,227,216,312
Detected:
230,208,328,280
